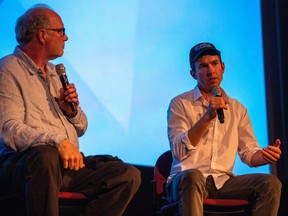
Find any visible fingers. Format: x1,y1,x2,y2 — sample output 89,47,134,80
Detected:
59,139,85,171
63,153,85,171
68,154,84,170
262,149,279,163
262,153,275,164
267,145,282,157
64,84,79,104
210,97,228,110
79,157,85,169
262,143,282,164
274,138,281,148
58,86,78,106
63,158,68,169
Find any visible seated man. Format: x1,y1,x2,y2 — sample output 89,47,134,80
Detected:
0,4,140,216
166,42,282,216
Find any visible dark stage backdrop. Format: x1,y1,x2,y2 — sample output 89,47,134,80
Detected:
261,0,288,215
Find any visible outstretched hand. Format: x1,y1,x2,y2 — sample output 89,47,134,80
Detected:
262,139,282,164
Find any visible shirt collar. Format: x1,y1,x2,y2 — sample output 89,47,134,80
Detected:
14,46,57,77
193,85,203,101
193,85,230,104
14,46,39,75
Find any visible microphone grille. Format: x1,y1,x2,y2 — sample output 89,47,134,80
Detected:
212,86,221,96
55,63,66,75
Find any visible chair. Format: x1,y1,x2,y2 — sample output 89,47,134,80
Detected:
0,191,87,216
59,191,88,216
153,150,251,216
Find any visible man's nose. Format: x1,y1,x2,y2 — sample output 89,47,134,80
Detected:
207,65,215,76
64,34,68,41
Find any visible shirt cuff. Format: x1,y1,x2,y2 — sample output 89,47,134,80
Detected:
180,131,196,150
67,109,81,122
53,135,66,149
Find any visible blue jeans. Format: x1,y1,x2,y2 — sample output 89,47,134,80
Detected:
166,169,281,216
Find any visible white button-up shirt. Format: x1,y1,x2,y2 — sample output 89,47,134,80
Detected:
167,86,260,189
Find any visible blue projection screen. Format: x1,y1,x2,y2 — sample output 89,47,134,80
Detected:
0,0,269,174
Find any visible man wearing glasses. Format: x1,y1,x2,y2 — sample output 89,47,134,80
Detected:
0,4,140,216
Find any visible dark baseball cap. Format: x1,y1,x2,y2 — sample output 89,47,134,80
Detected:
189,42,221,69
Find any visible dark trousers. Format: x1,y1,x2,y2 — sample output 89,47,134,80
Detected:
0,145,141,216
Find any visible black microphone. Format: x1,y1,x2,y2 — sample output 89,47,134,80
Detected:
212,86,224,124
55,63,77,112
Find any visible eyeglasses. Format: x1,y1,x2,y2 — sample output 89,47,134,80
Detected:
45,28,66,37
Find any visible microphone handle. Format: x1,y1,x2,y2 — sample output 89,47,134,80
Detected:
214,94,224,124
216,108,224,124
59,74,77,112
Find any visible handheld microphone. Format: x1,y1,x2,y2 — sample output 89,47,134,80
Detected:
212,86,224,124
55,63,77,112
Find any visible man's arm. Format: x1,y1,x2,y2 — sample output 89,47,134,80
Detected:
56,82,88,137
168,95,227,160
188,96,228,147
56,82,86,170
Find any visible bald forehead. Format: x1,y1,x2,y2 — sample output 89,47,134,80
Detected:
26,6,54,15
26,6,62,25
26,7,61,19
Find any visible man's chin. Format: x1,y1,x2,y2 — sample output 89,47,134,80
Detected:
50,53,64,60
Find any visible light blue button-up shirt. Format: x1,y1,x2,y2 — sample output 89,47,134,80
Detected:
0,47,88,154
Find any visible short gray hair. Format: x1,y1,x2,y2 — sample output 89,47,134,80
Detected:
15,4,53,45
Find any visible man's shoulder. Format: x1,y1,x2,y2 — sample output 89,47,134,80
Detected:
171,89,194,102
0,53,18,69
227,96,247,112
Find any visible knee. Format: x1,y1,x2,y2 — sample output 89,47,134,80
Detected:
125,165,141,189
181,169,204,186
260,174,282,193
178,169,205,194
27,146,60,172
175,169,204,199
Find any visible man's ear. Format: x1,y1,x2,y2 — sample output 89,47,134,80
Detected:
221,62,225,73
36,29,46,45
190,70,197,80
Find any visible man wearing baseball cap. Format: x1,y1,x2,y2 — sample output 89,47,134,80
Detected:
165,42,282,215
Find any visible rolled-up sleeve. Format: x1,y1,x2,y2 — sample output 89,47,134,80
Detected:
237,108,261,166
168,98,195,161
67,109,88,137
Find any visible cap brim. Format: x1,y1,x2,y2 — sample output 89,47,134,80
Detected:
192,49,220,62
